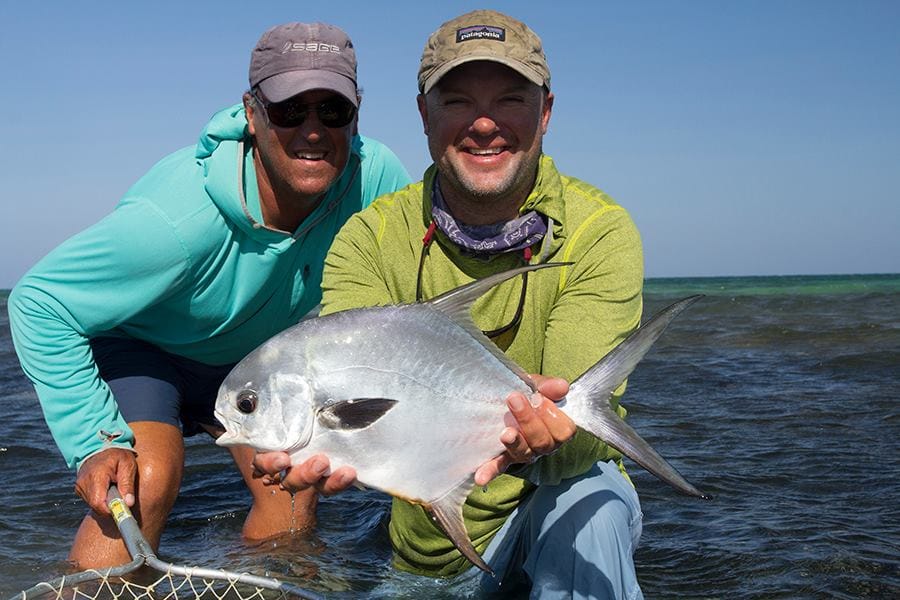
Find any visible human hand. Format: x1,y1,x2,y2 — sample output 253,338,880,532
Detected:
252,451,358,496
474,375,576,486
74,448,137,515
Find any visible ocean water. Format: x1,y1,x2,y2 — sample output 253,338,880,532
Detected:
1,274,898,599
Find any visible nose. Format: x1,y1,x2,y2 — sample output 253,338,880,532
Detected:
295,111,326,143
471,115,500,137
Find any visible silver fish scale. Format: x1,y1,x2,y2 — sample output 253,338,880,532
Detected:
223,303,530,503
298,304,529,501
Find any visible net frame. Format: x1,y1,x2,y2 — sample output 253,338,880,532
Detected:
6,486,322,600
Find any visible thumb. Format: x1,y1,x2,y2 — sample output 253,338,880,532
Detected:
115,455,138,507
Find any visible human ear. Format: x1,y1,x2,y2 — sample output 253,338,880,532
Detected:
353,94,362,136
417,94,429,135
540,91,554,135
243,92,259,137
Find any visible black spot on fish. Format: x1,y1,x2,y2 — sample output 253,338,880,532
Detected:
318,398,398,430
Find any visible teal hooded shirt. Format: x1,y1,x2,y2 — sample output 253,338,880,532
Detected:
8,103,411,470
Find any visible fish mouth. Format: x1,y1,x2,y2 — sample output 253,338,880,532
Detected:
213,410,239,447
215,429,240,447
216,429,237,446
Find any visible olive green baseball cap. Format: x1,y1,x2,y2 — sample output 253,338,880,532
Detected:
418,9,550,94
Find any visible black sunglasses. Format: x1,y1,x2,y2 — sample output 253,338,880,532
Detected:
252,91,357,129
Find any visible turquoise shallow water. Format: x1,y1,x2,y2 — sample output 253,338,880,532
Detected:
1,274,898,598
645,272,900,297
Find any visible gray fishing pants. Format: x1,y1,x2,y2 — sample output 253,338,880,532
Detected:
477,459,644,600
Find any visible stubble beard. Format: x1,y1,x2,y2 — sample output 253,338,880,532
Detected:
437,146,543,218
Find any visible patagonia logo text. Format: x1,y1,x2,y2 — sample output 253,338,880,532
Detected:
456,26,506,43
281,41,341,54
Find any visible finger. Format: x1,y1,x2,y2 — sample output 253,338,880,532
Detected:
534,376,569,402
474,454,511,487
316,466,357,496
260,470,288,487
83,471,113,515
499,426,534,464
278,455,330,494
507,392,555,454
73,480,92,511
75,453,117,514
533,396,578,444
251,451,292,478
115,456,138,507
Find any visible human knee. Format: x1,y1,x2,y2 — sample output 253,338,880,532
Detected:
530,464,642,551
133,459,182,518
546,487,634,542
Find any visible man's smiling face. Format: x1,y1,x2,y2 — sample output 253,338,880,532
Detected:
247,88,356,228
418,60,552,223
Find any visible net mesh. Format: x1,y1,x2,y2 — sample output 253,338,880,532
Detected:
17,568,311,600
10,491,319,600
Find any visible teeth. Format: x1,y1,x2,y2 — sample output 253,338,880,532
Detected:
467,147,503,156
296,151,326,160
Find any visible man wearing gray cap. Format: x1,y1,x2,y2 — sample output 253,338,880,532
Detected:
259,9,645,600
8,22,410,569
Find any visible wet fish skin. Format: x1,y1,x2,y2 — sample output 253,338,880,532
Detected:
215,263,708,574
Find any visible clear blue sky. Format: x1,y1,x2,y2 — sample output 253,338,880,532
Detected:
2,1,898,287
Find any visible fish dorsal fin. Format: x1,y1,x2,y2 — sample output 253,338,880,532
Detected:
317,398,398,431
422,476,493,575
426,262,571,391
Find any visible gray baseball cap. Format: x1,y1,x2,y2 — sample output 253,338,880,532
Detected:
249,22,358,105
418,10,550,94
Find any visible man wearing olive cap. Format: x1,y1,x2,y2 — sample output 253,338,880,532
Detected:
262,10,646,599
8,22,410,568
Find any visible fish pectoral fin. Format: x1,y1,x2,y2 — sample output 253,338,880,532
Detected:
422,478,494,576
317,398,399,431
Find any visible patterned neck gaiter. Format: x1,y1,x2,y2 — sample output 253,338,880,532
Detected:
431,178,547,256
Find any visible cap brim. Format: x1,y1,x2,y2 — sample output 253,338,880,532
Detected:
421,56,545,94
258,70,358,105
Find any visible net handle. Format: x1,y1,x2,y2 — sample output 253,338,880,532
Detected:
106,485,155,562
106,485,323,599
6,486,324,600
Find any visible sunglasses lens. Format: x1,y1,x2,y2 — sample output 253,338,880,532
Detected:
318,98,356,128
264,100,304,128
263,96,356,129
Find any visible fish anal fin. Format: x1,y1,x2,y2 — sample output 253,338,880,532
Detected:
422,477,493,576
317,398,398,431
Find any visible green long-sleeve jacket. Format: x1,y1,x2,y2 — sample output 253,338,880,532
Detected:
320,154,643,577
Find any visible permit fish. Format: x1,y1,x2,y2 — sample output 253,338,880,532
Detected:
215,263,709,574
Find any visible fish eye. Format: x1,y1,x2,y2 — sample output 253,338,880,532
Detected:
236,390,258,414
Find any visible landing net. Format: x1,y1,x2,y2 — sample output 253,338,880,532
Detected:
7,487,321,600
13,569,309,600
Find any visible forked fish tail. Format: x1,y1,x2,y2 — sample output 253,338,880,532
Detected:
564,295,712,500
